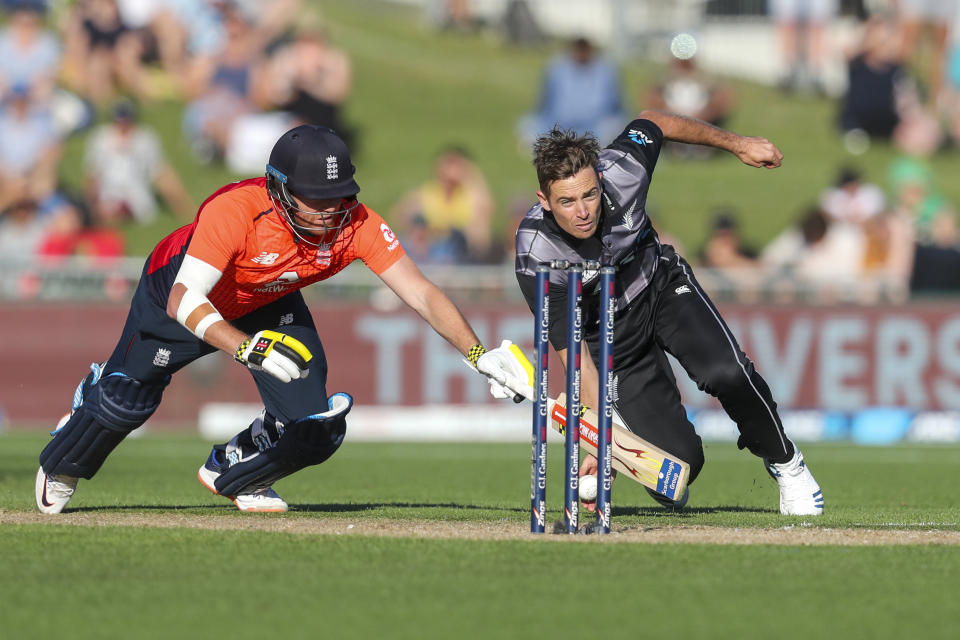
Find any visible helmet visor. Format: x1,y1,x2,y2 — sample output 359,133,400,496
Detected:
269,176,357,246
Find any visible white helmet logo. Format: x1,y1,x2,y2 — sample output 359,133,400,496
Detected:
326,155,338,180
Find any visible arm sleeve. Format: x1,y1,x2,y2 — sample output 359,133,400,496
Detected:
356,209,407,274
172,254,223,327
605,118,664,175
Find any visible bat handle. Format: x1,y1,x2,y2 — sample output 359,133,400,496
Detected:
512,393,525,404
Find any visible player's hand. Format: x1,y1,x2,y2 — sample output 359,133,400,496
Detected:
580,454,598,512
474,340,535,402
734,136,783,169
578,453,617,512
235,330,312,383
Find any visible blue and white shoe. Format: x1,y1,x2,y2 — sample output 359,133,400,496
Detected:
197,448,288,513
765,449,824,516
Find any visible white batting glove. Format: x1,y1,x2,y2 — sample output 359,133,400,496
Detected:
471,340,535,402
235,330,312,383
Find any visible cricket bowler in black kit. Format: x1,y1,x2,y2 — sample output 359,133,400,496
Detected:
514,110,824,515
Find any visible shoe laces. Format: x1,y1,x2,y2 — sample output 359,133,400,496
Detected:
47,474,78,496
247,487,281,500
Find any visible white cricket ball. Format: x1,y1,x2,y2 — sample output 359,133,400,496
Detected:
578,475,598,501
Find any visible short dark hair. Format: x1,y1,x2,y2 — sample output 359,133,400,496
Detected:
532,127,600,195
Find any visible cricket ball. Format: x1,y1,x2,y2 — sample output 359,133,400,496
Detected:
578,475,598,501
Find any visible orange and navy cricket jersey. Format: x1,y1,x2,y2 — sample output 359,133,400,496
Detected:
145,177,405,320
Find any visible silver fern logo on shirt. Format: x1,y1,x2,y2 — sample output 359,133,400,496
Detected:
621,201,637,230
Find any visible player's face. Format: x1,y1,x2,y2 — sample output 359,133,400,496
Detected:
537,168,603,239
289,194,357,238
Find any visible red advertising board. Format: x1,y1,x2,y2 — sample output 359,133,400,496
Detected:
3,301,960,427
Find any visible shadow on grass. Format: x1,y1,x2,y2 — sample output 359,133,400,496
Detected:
611,505,775,517
65,504,229,513
62,502,527,514
61,503,773,517
293,502,527,514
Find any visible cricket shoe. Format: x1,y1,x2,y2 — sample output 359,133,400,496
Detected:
645,485,689,510
765,449,824,516
197,449,288,513
35,467,79,514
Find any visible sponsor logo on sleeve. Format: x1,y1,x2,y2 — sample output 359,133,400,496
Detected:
380,223,400,251
628,129,652,146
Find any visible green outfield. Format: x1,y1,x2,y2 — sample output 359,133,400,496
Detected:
2,433,958,639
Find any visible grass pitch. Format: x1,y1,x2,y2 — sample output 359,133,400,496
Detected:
1,433,958,639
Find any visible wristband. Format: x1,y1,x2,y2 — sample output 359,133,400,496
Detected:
466,344,486,368
235,338,251,364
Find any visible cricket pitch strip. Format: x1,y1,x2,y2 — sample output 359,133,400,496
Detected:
2,511,958,546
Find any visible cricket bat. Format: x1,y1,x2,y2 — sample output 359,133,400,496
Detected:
549,393,689,502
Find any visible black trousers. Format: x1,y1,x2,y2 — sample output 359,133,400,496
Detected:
103,283,330,424
591,246,793,484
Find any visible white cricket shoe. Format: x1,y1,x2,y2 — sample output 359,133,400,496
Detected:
35,467,79,514
645,485,689,510
764,449,824,516
197,460,288,513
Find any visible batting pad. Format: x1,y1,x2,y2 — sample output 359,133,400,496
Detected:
214,393,353,496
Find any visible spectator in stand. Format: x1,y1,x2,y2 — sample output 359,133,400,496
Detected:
390,146,495,264
84,97,195,226
889,102,953,245
699,209,758,268
181,2,271,163
941,21,960,146
0,1,60,101
838,16,931,151
816,166,912,302
37,190,125,259
0,83,61,210
858,209,914,302
265,18,353,146
896,0,959,106
0,198,48,259
770,0,838,93
761,205,866,302
60,0,149,106
697,209,760,299
819,167,886,225
517,37,626,147
645,45,735,158
438,0,477,31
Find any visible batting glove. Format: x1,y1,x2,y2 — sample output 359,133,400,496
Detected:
235,330,312,383
473,339,535,402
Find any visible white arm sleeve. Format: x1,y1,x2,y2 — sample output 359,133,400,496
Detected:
173,255,224,337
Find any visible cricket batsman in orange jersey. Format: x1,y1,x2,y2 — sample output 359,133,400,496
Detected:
36,125,522,513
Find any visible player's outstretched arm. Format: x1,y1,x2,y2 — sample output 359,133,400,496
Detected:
637,109,783,168
378,255,527,397
377,255,483,356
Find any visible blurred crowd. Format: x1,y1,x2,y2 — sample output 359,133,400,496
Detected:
0,0,353,264
3,0,960,304
506,0,960,302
